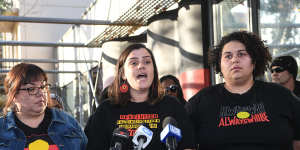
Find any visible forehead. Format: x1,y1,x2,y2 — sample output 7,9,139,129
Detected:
222,41,246,53
22,80,45,87
126,48,151,60
23,72,45,83
271,65,283,69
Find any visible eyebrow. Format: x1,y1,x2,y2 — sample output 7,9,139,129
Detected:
23,82,35,86
222,49,247,54
128,56,151,60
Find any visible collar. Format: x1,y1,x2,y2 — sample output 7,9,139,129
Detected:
5,108,66,130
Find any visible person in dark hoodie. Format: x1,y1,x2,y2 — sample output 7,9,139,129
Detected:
271,55,300,97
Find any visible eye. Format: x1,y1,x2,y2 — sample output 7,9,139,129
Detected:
224,54,232,59
144,60,152,64
237,52,247,57
130,61,138,66
27,87,35,92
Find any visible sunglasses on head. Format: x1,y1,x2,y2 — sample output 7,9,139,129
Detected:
271,67,285,73
165,85,178,93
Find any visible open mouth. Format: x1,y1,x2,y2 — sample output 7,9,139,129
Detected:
137,73,147,79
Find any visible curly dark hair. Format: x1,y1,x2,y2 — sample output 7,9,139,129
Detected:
208,31,272,78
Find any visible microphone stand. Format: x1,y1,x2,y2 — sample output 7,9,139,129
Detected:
166,137,177,150
137,138,145,150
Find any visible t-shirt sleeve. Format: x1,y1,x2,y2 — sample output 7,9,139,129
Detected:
84,102,111,150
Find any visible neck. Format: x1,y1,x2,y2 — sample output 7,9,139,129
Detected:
282,78,295,92
15,112,45,128
225,79,254,94
130,88,149,103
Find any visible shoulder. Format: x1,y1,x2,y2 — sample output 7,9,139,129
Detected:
50,108,81,128
188,84,222,103
254,80,291,93
161,95,181,104
0,111,15,129
95,99,114,113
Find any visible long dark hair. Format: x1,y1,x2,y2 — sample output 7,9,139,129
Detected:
108,44,164,106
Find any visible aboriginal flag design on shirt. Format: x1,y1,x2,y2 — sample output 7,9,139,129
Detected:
15,109,59,150
24,134,59,150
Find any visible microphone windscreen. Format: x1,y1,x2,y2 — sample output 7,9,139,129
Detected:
162,116,177,128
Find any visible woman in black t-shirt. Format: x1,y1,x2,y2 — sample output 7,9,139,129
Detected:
85,44,195,150
186,31,300,150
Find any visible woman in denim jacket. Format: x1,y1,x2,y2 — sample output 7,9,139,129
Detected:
0,63,87,150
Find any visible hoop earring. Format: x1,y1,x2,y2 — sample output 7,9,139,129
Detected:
120,80,129,93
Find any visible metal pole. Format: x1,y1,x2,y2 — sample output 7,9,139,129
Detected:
0,16,144,26
0,58,98,63
78,73,83,126
249,0,259,34
207,0,216,85
0,70,81,74
0,40,99,47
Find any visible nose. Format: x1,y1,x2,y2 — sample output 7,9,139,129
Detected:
231,54,240,63
138,62,145,70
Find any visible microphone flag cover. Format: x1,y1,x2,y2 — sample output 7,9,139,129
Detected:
160,116,182,143
132,125,153,149
113,127,130,139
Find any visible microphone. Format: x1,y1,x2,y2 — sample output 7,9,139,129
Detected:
132,125,153,150
160,116,182,150
110,127,130,150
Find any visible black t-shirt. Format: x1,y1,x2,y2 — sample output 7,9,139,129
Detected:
186,80,300,150
85,95,195,150
15,109,59,150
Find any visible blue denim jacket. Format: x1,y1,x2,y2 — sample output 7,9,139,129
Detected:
0,108,87,150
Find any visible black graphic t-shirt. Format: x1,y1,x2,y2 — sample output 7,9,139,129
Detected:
186,80,300,150
85,95,195,150
15,109,59,150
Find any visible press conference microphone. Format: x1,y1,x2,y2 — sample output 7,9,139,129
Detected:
132,125,153,150
160,116,182,150
110,127,130,150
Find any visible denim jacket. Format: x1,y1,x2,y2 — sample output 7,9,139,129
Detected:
0,108,87,150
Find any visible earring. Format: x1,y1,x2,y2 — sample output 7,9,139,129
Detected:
120,80,129,93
